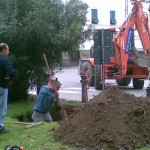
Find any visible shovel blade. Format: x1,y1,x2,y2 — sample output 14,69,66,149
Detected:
60,109,68,120
132,47,150,67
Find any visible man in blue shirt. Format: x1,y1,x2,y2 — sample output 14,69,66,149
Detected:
0,43,15,134
32,77,61,123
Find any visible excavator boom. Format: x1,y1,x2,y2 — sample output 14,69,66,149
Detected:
113,0,150,75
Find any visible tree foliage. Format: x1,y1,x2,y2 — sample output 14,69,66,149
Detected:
0,0,92,101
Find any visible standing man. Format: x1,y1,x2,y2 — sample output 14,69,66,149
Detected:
0,43,15,134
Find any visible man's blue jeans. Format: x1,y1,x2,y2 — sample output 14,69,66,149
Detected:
0,87,8,129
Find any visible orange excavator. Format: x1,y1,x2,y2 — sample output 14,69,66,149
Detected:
79,0,150,90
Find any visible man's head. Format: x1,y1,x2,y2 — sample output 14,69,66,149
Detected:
48,77,61,92
53,78,61,91
0,43,9,56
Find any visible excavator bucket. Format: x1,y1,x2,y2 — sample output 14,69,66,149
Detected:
132,47,150,67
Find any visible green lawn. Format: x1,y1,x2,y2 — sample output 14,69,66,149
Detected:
0,117,75,150
0,100,149,150
1,100,76,150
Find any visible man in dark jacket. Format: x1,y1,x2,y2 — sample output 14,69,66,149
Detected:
0,43,15,134
32,77,61,123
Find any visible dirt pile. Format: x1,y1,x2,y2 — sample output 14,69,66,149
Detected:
53,86,150,150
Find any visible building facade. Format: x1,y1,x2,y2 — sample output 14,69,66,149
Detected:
61,0,150,66
80,0,150,58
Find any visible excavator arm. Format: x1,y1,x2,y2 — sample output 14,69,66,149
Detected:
134,1,150,50
113,0,150,75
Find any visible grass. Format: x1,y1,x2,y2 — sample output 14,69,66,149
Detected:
1,118,75,150
62,99,84,107
0,100,150,150
7,101,34,119
0,100,79,150
136,148,150,150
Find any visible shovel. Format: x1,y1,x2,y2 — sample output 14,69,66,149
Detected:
43,54,68,120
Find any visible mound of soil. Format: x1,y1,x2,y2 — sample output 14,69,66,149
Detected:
53,86,150,150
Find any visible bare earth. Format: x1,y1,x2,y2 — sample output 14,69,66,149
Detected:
53,86,150,150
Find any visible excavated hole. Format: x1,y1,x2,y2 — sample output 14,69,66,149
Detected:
16,112,33,122
16,105,78,122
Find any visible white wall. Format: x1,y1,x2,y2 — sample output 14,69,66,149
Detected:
82,0,127,27
81,0,128,50
83,0,149,27
63,0,150,50
81,0,150,50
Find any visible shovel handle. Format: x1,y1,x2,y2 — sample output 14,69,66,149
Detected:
43,54,56,89
43,54,66,118
43,54,52,76
43,53,59,95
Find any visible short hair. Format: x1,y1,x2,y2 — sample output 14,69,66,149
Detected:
0,43,9,52
53,78,61,87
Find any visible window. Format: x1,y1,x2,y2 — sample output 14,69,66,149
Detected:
91,9,99,24
110,10,117,25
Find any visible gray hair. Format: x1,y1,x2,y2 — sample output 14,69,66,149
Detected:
0,43,9,52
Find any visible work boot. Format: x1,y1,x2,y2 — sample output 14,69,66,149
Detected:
0,127,10,134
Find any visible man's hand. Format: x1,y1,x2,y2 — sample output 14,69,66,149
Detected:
55,91,59,97
54,95,61,109
54,101,61,110
49,76,56,81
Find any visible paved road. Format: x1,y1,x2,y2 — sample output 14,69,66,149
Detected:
55,67,150,101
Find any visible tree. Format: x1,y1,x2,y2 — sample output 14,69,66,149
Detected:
0,0,92,101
